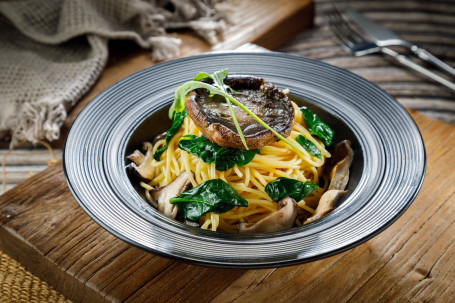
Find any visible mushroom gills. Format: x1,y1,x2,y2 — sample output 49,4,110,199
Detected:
151,171,193,219
238,197,298,234
305,140,354,224
185,76,294,149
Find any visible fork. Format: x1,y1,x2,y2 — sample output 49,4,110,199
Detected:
345,7,455,78
322,6,455,91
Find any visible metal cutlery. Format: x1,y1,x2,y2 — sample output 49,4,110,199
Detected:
345,7,455,78
322,6,455,91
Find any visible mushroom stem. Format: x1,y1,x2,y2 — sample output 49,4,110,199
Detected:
328,140,354,191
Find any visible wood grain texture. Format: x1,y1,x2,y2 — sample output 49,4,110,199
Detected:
0,110,453,303
279,0,455,125
1,148,62,193
1,0,454,302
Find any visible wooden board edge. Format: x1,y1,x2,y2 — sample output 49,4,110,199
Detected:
253,0,315,50
0,223,103,303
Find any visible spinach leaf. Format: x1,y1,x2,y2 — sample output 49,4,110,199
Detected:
300,106,334,147
170,179,248,221
216,147,260,171
178,135,221,164
178,135,260,171
265,177,318,202
153,109,187,161
295,135,322,159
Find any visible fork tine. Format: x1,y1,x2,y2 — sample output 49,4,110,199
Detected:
322,5,368,53
329,6,365,44
321,9,351,51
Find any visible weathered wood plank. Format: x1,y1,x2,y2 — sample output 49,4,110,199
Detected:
1,148,62,193
1,110,454,303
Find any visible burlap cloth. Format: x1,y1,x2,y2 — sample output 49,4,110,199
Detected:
0,251,70,302
0,0,227,148
0,1,227,301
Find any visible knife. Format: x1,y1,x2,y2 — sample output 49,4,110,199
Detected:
346,7,455,78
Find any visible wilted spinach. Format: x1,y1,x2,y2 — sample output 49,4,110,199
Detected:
169,179,248,221
300,106,334,147
178,134,260,171
295,135,322,159
265,177,318,202
153,109,187,161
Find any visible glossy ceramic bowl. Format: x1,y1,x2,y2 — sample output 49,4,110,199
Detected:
64,52,426,268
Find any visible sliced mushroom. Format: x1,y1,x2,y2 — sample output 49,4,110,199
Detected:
305,190,347,224
238,197,298,234
305,140,354,224
185,76,294,150
128,149,146,165
328,140,354,191
151,171,193,219
126,142,155,180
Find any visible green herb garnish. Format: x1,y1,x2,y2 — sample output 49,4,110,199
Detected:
178,134,260,171
170,179,248,221
173,69,248,149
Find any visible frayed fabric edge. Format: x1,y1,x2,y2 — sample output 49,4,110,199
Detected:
5,101,67,149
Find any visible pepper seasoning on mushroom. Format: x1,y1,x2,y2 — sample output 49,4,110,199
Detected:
185,76,294,150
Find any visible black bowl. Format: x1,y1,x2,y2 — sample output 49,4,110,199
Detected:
64,52,425,268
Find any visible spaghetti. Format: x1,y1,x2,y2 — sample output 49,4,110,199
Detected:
140,102,331,233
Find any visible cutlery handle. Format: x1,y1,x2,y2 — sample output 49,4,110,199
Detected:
410,45,455,78
381,48,455,91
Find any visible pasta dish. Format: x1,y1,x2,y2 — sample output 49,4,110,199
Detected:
127,69,353,233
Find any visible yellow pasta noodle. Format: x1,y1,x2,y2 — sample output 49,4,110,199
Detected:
142,102,331,233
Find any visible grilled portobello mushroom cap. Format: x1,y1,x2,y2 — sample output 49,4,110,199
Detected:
185,75,294,149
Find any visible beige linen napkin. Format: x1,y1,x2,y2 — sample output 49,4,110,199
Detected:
0,0,227,147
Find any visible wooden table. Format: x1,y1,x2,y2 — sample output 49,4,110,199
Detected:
3,110,455,302
2,0,455,302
